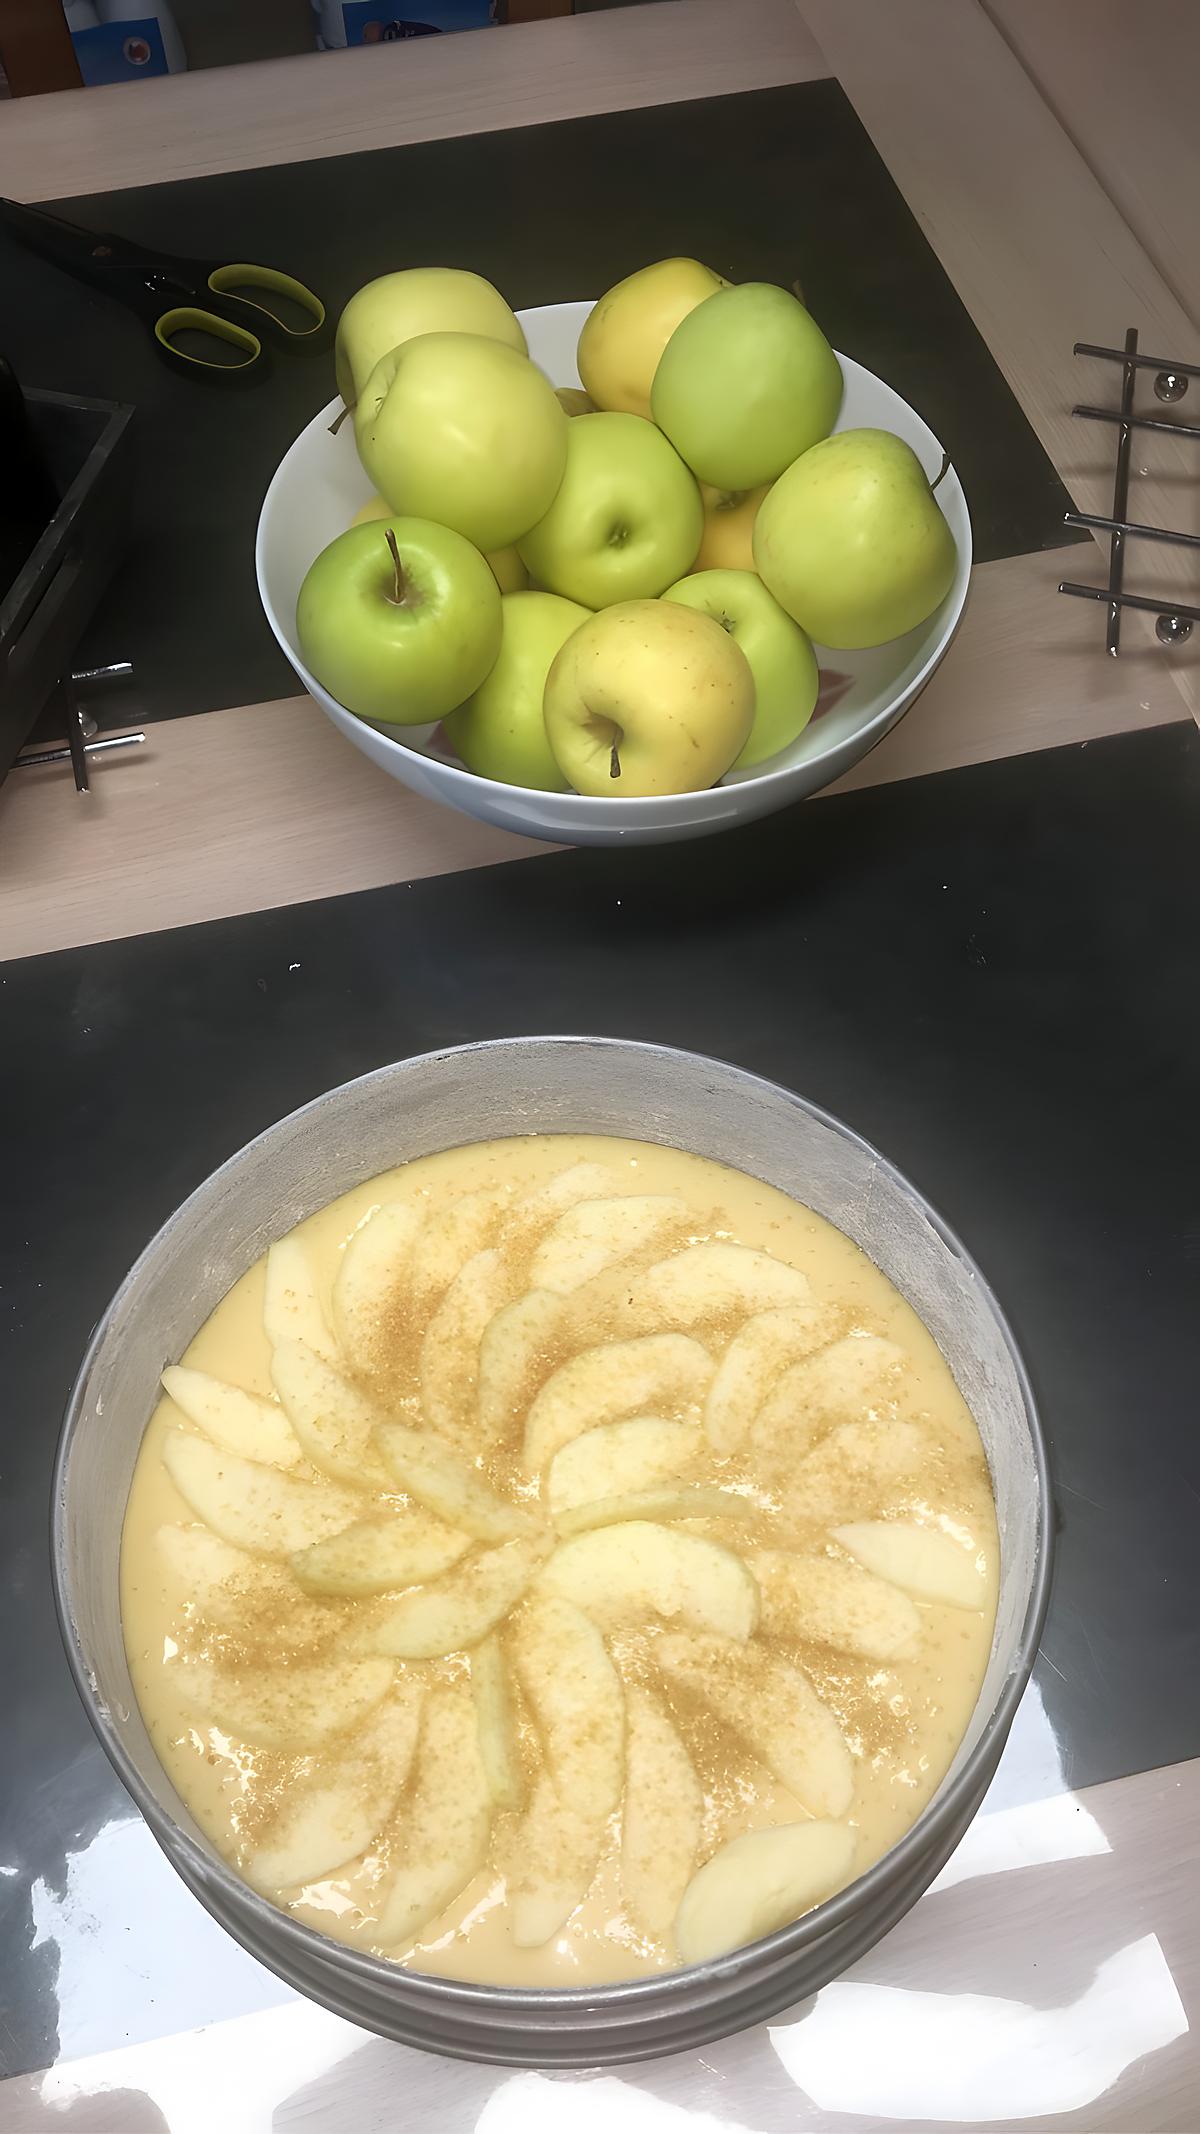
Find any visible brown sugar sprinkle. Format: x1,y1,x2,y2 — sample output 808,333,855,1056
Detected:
795,1647,913,1762
615,1635,769,1822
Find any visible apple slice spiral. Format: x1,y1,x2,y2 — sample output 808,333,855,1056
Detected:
153,1159,991,1969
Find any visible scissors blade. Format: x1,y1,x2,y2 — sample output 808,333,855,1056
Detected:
0,196,199,325
0,197,114,271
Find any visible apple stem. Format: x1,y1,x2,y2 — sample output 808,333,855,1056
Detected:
610,737,622,781
385,526,406,606
328,404,352,437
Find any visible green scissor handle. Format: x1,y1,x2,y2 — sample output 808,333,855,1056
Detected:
153,304,264,381
152,268,327,383
207,263,327,342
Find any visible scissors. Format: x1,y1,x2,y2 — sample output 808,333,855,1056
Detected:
0,196,329,386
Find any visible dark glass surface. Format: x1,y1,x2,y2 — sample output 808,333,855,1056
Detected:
1,721,1196,2076
0,78,1081,730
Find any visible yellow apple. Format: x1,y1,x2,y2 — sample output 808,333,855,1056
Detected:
445,590,589,791
355,333,569,554
486,546,529,594
543,599,754,798
349,494,390,528
334,267,525,410
556,387,595,417
577,258,727,422
694,483,772,573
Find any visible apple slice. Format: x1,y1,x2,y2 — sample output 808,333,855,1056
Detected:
178,1651,394,1750
156,1520,256,1604
621,1687,704,1939
703,1303,842,1455
640,1243,810,1330
246,1684,423,1892
524,1333,714,1473
547,1416,702,1516
375,1680,493,1948
472,1633,523,1812
290,1510,469,1596
331,1198,423,1375
553,1485,751,1539
156,1523,346,1647
476,1288,566,1448
529,1194,688,1295
358,1535,550,1658
655,1632,854,1816
756,1331,905,1433
161,1365,300,1469
789,1418,929,1524
418,1247,512,1443
269,1339,391,1489
374,1424,532,1541
408,1187,506,1313
832,1520,989,1609
539,1522,759,1638
751,1333,907,1465
163,1430,361,1557
499,1161,619,1256
674,1820,856,1966
263,1235,338,1363
752,1549,921,1660
508,1595,625,1945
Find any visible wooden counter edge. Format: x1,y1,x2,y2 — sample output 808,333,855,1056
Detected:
0,548,1186,965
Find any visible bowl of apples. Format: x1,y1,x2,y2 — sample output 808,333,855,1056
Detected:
257,261,971,846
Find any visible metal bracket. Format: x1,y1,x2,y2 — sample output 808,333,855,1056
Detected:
12,659,144,791
1058,330,1199,654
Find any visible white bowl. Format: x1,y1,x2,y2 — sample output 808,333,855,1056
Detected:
256,302,972,847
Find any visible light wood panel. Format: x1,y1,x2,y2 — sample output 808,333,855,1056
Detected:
1,548,1184,964
986,0,1200,333
793,0,1200,717
0,0,825,201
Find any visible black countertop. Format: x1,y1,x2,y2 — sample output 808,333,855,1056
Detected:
3,716,1198,2078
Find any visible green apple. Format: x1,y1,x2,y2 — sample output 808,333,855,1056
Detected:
355,332,568,555
543,598,754,798
348,498,525,595
578,257,727,422
518,412,702,609
651,282,842,490
661,569,818,769
335,267,525,410
296,516,501,726
754,428,958,647
445,590,589,791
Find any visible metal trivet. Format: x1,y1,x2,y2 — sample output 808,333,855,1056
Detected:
12,662,144,793
1059,329,1200,654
